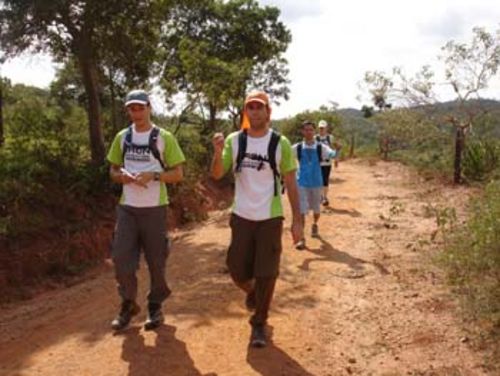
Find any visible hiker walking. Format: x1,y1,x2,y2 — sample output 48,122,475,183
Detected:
316,119,340,206
107,89,186,331
294,120,337,250
211,90,303,348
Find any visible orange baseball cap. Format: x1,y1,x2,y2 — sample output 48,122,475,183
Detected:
244,90,270,107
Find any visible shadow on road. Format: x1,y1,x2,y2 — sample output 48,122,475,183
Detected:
246,326,314,376
331,177,346,184
121,324,216,376
298,237,367,272
322,206,362,217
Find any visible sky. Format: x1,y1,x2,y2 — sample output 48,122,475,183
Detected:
1,0,500,118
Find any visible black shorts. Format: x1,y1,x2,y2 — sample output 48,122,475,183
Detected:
321,165,332,187
227,214,283,281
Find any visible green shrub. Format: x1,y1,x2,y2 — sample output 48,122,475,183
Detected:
463,140,500,182
439,180,500,326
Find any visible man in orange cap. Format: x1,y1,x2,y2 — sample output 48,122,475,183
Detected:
211,90,303,348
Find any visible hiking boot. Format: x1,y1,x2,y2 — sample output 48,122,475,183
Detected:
250,325,267,348
295,239,306,251
311,223,319,238
245,291,256,311
111,300,140,331
144,302,164,331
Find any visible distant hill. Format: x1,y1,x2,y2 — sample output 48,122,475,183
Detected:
429,98,500,113
334,98,500,144
338,108,364,118
337,99,500,118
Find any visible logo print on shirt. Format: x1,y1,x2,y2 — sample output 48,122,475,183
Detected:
125,144,152,162
241,153,269,171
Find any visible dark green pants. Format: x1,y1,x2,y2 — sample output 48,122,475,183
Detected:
227,214,283,326
112,205,171,304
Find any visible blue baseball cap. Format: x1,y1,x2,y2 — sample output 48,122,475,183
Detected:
125,89,150,107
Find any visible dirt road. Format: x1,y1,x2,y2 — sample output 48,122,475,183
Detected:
0,159,491,375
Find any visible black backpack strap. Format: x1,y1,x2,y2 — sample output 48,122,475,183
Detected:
317,143,323,163
316,135,321,142
297,143,303,162
268,130,281,196
121,125,133,165
149,126,166,170
235,130,247,173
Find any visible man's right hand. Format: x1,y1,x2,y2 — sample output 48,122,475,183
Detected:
122,173,141,186
212,132,225,155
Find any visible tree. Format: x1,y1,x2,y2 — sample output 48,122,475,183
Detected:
440,27,500,183
361,27,500,181
359,71,394,112
160,0,291,135
0,53,5,147
358,70,397,158
0,77,4,147
0,1,163,164
361,105,374,118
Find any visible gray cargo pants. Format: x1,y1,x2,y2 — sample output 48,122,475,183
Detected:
112,205,171,304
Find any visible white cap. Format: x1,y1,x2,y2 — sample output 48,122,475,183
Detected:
318,120,328,128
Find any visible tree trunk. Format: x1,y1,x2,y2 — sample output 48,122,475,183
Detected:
205,103,217,135
108,68,118,135
77,46,105,165
0,80,4,147
231,111,239,131
379,137,389,160
453,126,465,184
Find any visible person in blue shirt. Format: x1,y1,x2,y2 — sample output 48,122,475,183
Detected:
292,120,337,250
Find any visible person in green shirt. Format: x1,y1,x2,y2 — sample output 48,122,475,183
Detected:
211,90,303,347
107,89,185,331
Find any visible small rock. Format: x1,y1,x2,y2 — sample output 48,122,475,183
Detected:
307,347,313,352
348,358,356,364
345,366,353,374
460,336,469,343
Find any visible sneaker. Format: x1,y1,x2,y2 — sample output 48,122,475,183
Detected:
295,239,306,251
144,302,164,331
250,325,267,348
311,223,319,238
245,291,256,311
111,300,140,330
322,198,329,207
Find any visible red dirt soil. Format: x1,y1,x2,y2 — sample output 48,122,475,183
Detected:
0,159,495,375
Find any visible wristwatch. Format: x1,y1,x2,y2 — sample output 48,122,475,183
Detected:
153,172,161,181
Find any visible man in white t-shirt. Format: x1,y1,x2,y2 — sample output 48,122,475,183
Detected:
211,90,303,348
316,120,340,206
107,89,185,331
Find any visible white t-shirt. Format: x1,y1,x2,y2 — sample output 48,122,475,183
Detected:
107,124,185,207
316,135,334,166
222,130,296,221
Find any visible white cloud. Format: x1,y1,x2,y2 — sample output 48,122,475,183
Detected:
262,0,500,117
1,53,58,89
259,0,326,22
2,0,500,119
